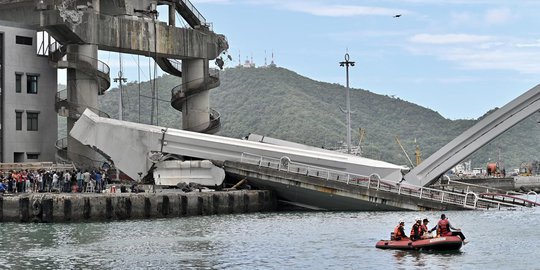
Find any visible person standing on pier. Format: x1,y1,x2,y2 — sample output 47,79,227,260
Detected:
83,170,91,192
76,170,83,192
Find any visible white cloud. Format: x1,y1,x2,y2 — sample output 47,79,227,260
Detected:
192,0,231,4
406,36,540,74
442,49,540,74
283,3,406,17
484,8,512,24
515,40,540,48
241,1,408,17
410,34,495,44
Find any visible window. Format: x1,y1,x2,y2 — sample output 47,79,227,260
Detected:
15,35,32,46
27,75,38,94
26,153,39,160
27,112,39,131
15,111,22,130
14,152,24,163
15,73,22,93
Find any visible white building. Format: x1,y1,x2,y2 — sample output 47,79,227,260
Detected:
0,20,57,162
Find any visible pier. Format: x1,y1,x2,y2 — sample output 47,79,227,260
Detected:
0,190,276,223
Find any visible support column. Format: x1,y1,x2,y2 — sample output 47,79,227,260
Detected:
66,0,101,168
181,59,210,132
168,4,176,26
66,44,100,167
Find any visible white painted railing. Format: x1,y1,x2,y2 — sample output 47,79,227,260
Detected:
240,152,524,210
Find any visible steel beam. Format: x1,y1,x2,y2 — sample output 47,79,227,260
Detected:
405,84,540,186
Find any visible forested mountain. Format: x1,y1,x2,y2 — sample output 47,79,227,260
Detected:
60,66,540,170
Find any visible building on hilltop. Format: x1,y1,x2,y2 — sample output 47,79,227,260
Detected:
0,21,57,163
243,55,256,68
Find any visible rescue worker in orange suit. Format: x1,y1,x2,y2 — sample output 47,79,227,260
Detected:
410,217,422,241
394,220,408,240
420,218,432,239
429,214,468,244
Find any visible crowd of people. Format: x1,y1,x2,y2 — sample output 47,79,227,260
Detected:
0,169,111,194
392,213,468,244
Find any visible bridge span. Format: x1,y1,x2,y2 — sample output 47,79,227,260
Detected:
70,110,406,183
71,108,537,210
405,84,540,187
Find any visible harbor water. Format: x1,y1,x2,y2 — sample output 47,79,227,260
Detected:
1,208,539,269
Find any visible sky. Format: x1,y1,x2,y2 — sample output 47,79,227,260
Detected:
64,0,540,120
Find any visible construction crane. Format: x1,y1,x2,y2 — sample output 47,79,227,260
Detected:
395,136,415,168
414,138,422,166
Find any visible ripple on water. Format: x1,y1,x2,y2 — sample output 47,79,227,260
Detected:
1,210,539,269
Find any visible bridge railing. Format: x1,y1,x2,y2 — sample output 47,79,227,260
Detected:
240,152,525,210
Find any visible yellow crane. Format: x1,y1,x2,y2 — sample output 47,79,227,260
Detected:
414,138,422,166
395,136,422,168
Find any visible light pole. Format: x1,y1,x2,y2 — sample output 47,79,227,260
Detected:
113,68,127,182
113,70,127,121
340,53,355,154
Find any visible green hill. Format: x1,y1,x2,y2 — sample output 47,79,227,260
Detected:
61,66,539,170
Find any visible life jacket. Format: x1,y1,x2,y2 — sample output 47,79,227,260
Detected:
394,225,404,239
410,223,420,239
421,224,428,234
438,219,451,236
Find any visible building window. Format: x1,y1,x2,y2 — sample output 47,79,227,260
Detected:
27,112,39,131
14,152,24,163
26,153,40,160
15,111,22,131
15,73,22,93
16,35,32,46
27,75,38,94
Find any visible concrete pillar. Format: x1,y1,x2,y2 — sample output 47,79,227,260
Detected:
181,59,210,132
66,44,100,165
168,4,176,26
63,0,102,166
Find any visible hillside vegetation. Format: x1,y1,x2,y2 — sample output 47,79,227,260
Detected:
61,66,539,170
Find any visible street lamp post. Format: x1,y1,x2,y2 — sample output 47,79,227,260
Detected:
113,68,127,182
340,53,355,154
113,70,127,121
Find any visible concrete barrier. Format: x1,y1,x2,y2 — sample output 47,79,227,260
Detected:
0,190,276,223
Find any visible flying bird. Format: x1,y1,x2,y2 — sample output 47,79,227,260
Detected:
393,14,402,18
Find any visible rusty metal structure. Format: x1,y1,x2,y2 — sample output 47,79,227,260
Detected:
0,0,228,166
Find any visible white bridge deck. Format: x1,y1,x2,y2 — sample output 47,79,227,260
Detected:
70,110,406,182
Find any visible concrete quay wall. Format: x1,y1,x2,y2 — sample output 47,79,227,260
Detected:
0,190,276,223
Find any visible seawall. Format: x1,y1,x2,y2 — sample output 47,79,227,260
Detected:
0,190,276,223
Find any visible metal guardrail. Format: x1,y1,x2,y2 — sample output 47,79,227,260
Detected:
181,108,221,134
437,175,539,207
55,137,68,151
178,0,207,25
170,68,220,97
169,68,221,133
439,175,508,194
169,59,182,71
239,153,530,210
55,140,108,170
57,53,110,76
55,90,111,119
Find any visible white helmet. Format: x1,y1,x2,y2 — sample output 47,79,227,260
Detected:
399,219,404,224
415,217,421,221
